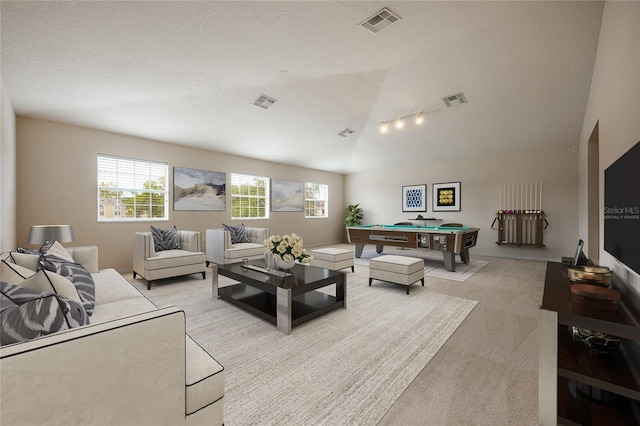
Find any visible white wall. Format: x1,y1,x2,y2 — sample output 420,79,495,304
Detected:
15,117,345,271
1,79,17,252
579,1,640,298
345,144,579,261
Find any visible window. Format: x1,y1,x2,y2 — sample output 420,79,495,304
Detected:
97,155,168,222
231,173,269,219
305,182,328,218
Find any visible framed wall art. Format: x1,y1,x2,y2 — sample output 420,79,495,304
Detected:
433,182,461,212
402,184,427,212
271,179,304,212
173,167,226,211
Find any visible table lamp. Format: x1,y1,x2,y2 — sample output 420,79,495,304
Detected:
27,225,75,245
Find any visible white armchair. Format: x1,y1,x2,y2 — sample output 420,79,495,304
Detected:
206,227,269,266
133,230,206,290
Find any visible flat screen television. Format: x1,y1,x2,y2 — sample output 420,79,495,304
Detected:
604,140,640,275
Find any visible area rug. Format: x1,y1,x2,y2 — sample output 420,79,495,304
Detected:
129,266,477,426
355,247,488,282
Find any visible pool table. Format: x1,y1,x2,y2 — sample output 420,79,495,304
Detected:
346,224,479,272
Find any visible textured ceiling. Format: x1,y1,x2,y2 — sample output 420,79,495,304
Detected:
1,1,604,174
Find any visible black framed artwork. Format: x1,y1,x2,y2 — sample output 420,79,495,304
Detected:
402,184,427,212
433,182,461,212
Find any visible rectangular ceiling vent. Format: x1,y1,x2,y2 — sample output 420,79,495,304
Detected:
443,92,467,107
252,94,277,109
337,128,355,137
360,8,401,34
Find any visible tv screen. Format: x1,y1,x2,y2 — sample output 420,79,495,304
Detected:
604,140,640,275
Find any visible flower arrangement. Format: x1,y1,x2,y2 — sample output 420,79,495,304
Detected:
264,233,312,265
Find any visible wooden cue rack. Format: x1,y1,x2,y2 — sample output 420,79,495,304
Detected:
491,210,548,247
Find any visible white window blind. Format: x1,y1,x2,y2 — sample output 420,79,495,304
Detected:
230,173,269,219
304,183,328,218
97,155,168,222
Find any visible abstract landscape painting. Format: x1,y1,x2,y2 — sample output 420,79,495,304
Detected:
271,179,304,212
174,167,226,211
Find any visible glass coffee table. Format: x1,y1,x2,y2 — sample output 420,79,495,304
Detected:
211,260,346,335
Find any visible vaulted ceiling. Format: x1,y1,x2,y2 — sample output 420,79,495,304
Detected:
1,1,604,174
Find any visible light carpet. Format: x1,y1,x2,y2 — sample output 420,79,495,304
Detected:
355,247,488,282
130,267,477,426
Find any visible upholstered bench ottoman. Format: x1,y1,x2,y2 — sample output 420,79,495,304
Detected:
310,247,354,272
369,255,424,294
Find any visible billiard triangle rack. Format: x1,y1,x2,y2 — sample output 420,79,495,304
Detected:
491,182,549,247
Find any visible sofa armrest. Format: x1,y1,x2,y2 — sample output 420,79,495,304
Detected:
179,230,201,252
133,232,155,276
0,307,187,426
66,245,99,274
205,229,229,265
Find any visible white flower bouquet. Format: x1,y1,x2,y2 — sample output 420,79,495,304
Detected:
264,233,312,265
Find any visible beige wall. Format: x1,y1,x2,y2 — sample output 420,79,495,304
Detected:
345,144,579,261
1,79,17,252
579,1,640,296
16,117,345,271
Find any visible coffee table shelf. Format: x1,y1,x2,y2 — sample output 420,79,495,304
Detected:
212,261,346,334
220,283,341,327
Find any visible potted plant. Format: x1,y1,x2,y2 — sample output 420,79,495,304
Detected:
344,203,364,227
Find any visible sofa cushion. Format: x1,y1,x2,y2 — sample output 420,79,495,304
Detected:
19,269,82,304
185,335,225,416
145,249,205,271
39,254,96,316
225,243,266,262
151,225,181,252
89,297,158,325
93,268,145,306
223,223,249,244
0,282,89,345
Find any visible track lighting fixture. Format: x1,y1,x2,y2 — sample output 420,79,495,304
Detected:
378,111,424,133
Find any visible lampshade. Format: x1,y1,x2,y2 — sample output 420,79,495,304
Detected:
27,225,75,244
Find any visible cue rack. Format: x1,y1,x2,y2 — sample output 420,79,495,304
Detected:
491,182,549,247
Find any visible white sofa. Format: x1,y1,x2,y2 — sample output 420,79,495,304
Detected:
133,230,207,290
1,246,224,426
206,227,269,265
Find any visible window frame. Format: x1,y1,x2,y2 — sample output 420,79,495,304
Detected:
230,172,270,220
97,154,169,222
304,182,329,218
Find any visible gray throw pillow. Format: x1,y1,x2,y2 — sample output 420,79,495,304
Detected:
223,223,249,244
150,225,180,252
38,254,96,316
1,282,89,346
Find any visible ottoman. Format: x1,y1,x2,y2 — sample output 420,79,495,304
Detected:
369,255,424,294
310,247,354,272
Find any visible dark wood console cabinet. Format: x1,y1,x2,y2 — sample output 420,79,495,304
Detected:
538,261,640,425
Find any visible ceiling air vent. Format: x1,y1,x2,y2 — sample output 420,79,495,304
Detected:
337,128,355,137
252,94,277,109
359,8,401,34
443,92,467,107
